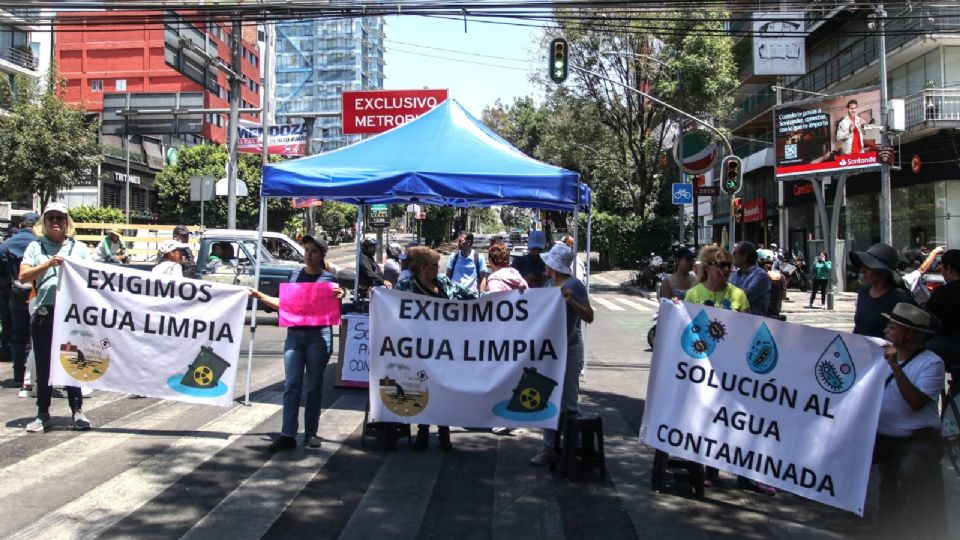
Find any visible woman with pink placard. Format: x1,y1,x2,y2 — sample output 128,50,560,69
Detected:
250,235,344,452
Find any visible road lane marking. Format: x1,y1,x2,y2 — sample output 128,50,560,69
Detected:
592,297,625,311
611,297,652,312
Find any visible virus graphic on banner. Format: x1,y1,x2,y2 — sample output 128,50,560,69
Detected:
492,367,560,421
681,310,726,359
746,322,779,374
379,363,429,417
167,346,231,397
59,329,110,382
815,335,857,393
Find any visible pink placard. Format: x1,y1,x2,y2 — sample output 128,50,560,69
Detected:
278,282,341,327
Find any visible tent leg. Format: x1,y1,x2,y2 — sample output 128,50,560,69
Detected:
245,198,268,406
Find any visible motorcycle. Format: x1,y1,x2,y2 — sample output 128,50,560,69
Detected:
635,253,668,290
782,251,809,291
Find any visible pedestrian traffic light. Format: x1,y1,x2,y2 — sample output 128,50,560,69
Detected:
721,155,743,195
733,197,743,222
549,38,568,83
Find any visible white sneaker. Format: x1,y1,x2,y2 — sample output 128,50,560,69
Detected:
17,387,30,399
26,416,52,433
81,387,93,398
530,447,557,466
492,427,512,435
72,410,92,431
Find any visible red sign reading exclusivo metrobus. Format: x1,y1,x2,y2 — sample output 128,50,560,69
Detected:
342,89,449,135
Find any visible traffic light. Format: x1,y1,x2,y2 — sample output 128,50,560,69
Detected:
549,38,568,83
733,197,743,222
720,155,743,195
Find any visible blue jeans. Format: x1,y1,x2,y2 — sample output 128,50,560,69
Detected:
281,326,332,438
543,337,584,449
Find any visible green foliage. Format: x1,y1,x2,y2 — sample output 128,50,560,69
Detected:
69,205,125,224
500,206,532,230
473,207,502,233
0,65,101,207
420,205,455,248
153,144,297,230
585,211,675,269
316,201,357,235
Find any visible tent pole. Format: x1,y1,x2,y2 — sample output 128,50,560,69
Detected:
245,197,267,406
354,203,364,307
586,206,592,292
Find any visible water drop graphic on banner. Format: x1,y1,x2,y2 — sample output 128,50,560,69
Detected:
746,322,778,374
681,310,717,359
815,335,857,393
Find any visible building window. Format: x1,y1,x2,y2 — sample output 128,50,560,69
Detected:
115,79,126,91
91,79,103,92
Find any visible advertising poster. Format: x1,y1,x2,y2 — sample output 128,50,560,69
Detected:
774,88,882,179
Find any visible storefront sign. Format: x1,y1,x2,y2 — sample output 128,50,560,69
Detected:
752,12,806,75
774,88,882,179
114,172,141,185
741,198,766,223
640,302,886,514
673,131,719,175
782,179,838,207
341,89,448,135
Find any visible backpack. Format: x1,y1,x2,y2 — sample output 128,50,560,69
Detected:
447,250,482,288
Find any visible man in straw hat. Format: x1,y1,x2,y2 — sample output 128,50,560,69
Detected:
874,303,945,536
95,228,129,264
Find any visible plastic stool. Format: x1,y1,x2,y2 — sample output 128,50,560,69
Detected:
551,413,606,480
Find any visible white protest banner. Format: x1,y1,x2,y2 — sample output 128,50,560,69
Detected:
339,313,370,388
640,301,886,514
369,288,567,428
49,258,248,407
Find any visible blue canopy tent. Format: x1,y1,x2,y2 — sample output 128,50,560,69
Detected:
241,99,592,403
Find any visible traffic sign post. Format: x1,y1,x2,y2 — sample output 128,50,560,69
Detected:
694,186,720,197
671,183,693,205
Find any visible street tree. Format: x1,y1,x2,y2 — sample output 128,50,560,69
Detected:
0,67,101,208
153,144,297,230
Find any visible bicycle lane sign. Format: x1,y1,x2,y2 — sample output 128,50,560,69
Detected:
672,183,693,205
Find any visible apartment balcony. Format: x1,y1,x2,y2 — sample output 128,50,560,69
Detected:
730,85,777,132
0,46,38,76
900,88,960,142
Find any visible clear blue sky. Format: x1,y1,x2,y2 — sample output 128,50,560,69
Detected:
383,15,544,117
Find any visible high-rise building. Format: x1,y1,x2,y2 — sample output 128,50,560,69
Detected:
274,17,384,153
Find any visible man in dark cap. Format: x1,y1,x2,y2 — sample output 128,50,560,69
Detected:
850,242,915,338
0,212,39,385
731,241,770,317
925,248,960,375
172,225,196,276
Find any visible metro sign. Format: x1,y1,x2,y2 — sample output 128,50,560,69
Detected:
342,89,449,135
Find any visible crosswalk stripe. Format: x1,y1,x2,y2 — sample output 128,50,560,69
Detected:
589,274,617,286
7,399,284,540
0,390,130,445
182,395,366,540
592,297,625,311
611,297,652,312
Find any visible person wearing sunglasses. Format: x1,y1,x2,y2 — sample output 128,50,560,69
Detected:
18,202,93,433
683,244,750,313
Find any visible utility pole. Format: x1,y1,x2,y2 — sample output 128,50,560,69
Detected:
226,18,242,229
876,4,892,245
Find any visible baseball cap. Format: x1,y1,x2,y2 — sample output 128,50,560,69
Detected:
19,212,40,226
172,225,190,237
43,202,68,216
158,239,189,255
301,235,328,252
527,230,547,250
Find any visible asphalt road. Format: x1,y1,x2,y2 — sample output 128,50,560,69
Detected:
0,265,956,539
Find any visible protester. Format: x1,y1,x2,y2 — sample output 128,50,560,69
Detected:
0,212,39,392
251,235,344,451
925,248,959,375
807,250,831,309
730,241,770,317
484,242,528,293
95,228,129,264
850,243,914,339
397,245,481,451
397,244,415,283
832,303,947,535
152,240,190,277
445,231,487,293
172,225,196,275
358,237,387,299
659,247,696,300
901,245,944,305
383,242,403,286
530,242,593,465
562,235,587,285
758,249,784,317
512,230,547,288
19,202,93,432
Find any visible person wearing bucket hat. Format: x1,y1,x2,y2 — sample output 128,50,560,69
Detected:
152,240,190,277
530,242,594,466
850,242,915,339
871,302,947,537
95,228,129,264
19,202,93,432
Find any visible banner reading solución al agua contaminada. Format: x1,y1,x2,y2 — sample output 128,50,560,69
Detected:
368,288,568,429
640,301,887,514
49,259,248,407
